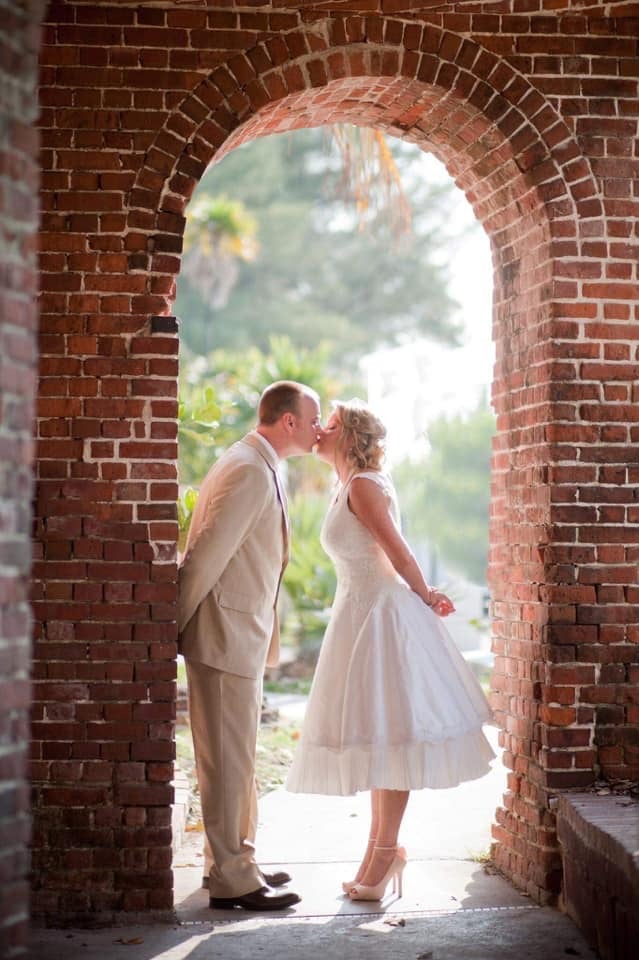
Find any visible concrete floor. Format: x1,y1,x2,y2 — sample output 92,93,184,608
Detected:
29,725,599,960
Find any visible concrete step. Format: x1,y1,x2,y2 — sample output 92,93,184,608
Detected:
558,792,639,960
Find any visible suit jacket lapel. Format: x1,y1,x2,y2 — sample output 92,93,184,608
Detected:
241,433,290,564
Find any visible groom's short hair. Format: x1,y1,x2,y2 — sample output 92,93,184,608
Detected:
258,381,308,425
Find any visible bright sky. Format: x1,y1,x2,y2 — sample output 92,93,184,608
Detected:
362,152,494,465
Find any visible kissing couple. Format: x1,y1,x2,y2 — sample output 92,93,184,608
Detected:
178,381,494,911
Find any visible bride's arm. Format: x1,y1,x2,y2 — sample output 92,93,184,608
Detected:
348,477,455,617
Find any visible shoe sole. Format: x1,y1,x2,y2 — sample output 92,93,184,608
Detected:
209,895,301,911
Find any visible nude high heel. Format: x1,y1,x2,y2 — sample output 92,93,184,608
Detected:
342,838,376,894
348,845,407,901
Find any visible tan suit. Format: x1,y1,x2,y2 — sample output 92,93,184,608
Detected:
178,432,288,897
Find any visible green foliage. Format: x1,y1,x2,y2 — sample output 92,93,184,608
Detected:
178,359,257,485
282,493,336,640
394,398,495,585
175,127,464,368
255,717,301,796
178,386,222,447
263,677,312,696
177,487,198,554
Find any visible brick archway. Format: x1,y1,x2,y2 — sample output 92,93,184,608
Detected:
31,4,639,929
121,23,604,903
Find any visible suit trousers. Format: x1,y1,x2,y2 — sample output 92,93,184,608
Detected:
185,659,264,898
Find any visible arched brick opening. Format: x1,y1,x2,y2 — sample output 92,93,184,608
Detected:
124,27,606,906
32,5,638,929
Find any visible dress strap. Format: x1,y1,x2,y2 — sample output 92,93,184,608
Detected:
348,470,389,490
348,471,399,523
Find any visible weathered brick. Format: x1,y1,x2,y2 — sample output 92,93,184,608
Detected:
14,0,638,931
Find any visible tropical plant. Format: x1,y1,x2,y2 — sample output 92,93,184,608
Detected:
177,487,198,554
181,194,257,309
330,125,411,238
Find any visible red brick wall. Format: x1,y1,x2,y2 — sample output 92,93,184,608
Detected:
32,0,639,919
0,2,45,956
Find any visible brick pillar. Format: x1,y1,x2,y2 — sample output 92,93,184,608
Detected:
30,312,179,923
0,1,44,956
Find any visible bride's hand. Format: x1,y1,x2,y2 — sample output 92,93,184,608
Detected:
430,591,455,617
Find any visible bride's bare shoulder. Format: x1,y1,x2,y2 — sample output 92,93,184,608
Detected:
349,472,392,507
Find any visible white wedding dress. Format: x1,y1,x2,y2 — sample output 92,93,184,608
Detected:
286,471,495,796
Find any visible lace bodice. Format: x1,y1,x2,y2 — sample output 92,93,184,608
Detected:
320,471,400,593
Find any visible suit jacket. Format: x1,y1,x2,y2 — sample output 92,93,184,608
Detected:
177,432,288,679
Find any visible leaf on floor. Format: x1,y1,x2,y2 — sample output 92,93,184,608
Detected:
383,917,406,927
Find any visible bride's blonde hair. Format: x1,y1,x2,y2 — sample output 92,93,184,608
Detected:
334,399,387,471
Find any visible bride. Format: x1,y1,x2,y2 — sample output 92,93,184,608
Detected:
286,399,495,901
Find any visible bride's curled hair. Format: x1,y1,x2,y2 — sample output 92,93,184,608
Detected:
335,399,387,471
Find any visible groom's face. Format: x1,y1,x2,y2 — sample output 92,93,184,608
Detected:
290,394,322,454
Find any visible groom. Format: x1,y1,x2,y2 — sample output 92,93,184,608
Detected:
178,380,321,911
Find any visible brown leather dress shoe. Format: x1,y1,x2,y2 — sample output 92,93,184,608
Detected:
209,885,301,911
202,870,292,889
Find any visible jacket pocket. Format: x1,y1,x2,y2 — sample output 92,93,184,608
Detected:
217,588,262,615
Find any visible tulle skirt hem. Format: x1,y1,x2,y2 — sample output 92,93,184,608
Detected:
285,724,496,797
